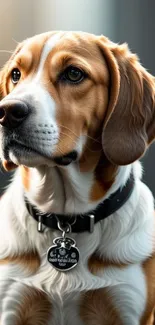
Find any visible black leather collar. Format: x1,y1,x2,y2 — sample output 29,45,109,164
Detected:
25,173,134,233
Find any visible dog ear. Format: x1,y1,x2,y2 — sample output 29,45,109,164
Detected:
97,37,155,165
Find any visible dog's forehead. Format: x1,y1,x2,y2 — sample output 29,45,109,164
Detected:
17,31,99,63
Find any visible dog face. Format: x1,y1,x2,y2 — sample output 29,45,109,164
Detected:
0,31,154,173
0,32,109,170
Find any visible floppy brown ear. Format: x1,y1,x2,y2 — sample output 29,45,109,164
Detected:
97,37,155,165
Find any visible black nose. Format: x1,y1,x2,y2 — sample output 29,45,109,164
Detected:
0,100,29,128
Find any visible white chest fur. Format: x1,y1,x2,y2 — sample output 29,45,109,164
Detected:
0,161,154,324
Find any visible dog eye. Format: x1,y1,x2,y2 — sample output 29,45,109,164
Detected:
11,68,21,84
61,66,86,84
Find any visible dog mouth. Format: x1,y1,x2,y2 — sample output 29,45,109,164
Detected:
53,151,77,165
3,140,78,170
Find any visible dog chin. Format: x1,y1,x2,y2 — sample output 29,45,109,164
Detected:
8,149,56,168
2,142,78,169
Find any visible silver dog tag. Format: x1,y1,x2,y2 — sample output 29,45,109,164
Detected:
47,236,79,271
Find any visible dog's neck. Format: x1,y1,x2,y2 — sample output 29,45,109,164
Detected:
20,161,132,216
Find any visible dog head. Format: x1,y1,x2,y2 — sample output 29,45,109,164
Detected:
0,31,154,176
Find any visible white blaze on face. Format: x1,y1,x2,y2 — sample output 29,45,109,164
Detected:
34,32,62,82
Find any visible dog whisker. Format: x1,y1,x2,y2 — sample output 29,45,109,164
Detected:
58,123,101,144
0,50,14,54
12,37,20,45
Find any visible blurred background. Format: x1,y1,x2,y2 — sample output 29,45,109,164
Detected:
0,0,155,194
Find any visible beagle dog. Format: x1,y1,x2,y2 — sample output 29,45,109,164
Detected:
0,31,155,325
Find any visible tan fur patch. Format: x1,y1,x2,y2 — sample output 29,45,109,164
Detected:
20,166,30,191
80,289,123,325
79,138,118,202
15,286,52,325
88,253,127,275
140,254,155,325
90,153,118,201
79,138,102,173
0,251,40,274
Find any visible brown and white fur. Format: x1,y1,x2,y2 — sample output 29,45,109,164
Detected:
0,31,155,325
